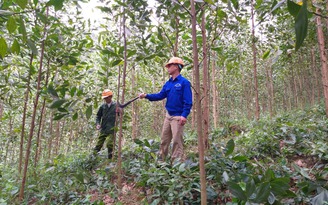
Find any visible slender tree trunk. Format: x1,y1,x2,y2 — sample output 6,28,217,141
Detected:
251,0,260,120
211,54,218,129
266,65,274,118
190,1,207,204
290,69,298,108
311,48,316,105
173,17,179,56
117,3,128,189
19,7,48,200
19,53,33,174
48,112,53,159
55,121,60,155
192,65,196,130
222,66,228,119
34,59,50,166
4,117,13,166
131,65,138,140
201,8,209,149
314,5,328,116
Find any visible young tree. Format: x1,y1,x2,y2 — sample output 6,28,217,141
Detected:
190,1,207,204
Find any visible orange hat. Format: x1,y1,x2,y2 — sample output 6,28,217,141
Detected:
165,57,184,68
102,89,113,99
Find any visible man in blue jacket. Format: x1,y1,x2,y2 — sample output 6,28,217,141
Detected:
139,57,193,162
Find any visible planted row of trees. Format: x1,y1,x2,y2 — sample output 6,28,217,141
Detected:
0,0,327,203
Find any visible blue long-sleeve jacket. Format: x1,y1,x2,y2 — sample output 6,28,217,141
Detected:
146,75,193,118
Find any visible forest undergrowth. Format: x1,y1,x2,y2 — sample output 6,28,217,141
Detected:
1,105,328,205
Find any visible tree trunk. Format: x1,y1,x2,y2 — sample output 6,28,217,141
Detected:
117,3,128,189
4,117,13,166
192,65,196,130
190,0,207,204
211,53,218,129
201,8,209,149
48,112,54,159
314,5,328,116
55,121,60,155
310,48,316,105
173,17,179,56
19,53,33,174
131,65,138,140
266,65,274,118
251,0,260,120
34,58,50,166
19,7,48,200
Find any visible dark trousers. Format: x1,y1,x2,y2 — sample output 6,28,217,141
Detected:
94,132,115,159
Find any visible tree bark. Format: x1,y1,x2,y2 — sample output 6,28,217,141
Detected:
251,0,260,120
117,2,128,189
19,7,48,200
19,53,33,174
48,112,54,159
314,5,328,116
190,0,207,204
131,65,138,140
34,58,50,166
201,8,209,149
211,53,218,129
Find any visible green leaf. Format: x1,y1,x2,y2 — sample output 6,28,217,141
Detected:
18,17,27,42
47,84,58,98
157,27,163,41
58,107,68,113
86,105,92,120
144,139,151,147
74,173,84,183
47,0,64,11
72,112,78,121
256,0,263,8
225,139,234,156
0,37,8,58
11,39,20,54
232,155,248,162
287,0,301,18
50,99,66,109
53,113,67,121
262,50,270,59
127,50,137,58
231,0,239,10
264,169,275,182
245,179,256,198
227,181,248,201
112,59,122,67
27,39,38,55
253,182,270,203
270,177,290,196
6,16,17,33
294,0,308,51
134,138,143,145
14,0,28,9
204,0,214,4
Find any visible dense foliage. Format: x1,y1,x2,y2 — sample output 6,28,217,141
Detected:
1,105,327,204
0,0,327,204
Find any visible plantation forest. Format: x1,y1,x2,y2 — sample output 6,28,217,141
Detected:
0,0,328,204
